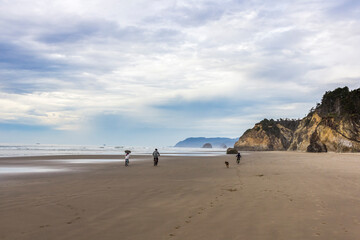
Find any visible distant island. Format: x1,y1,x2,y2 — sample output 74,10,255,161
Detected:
234,87,360,152
175,137,238,148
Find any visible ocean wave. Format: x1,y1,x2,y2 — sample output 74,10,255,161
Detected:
0,144,227,157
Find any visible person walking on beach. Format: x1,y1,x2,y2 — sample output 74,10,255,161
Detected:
125,152,130,167
236,152,241,164
153,148,160,166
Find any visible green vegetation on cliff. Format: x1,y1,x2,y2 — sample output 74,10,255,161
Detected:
316,87,360,117
257,118,300,138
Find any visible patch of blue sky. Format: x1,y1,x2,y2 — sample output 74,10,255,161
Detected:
85,114,182,146
145,1,228,26
0,43,67,71
0,123,51,132
327,0,360,19
38,18,181,46
154,98,256,117
39,29,98,44
0,82,42,94
0,69,79,94
39,21,132,43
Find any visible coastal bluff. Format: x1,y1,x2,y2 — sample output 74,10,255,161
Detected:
234,118,300,151
235,87,360,152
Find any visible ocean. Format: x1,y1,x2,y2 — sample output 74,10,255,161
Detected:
0,144,227,157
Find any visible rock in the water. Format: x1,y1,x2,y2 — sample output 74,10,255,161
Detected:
202,143,212,148
220,143,227,148
226,148,238,154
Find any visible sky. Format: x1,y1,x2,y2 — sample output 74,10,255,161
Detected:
0,0,359,146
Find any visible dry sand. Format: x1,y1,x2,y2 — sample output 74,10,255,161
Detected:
1,152,360,240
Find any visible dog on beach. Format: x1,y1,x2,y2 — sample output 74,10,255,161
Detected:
225,161,229,168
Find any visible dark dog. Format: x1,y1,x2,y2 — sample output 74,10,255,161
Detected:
225,161,229,168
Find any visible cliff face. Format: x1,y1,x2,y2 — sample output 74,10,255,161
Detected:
289,112,360,152
234,119,298,151
235,87,360,152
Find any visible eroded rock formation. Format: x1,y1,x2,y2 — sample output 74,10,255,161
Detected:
235,87,360,152
235,119,299,151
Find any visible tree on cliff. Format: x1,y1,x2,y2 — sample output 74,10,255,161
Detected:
318,87,360,117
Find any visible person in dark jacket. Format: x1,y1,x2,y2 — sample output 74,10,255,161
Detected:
152,148,160,166
236,152,241,164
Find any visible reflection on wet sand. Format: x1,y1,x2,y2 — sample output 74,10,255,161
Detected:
0,166,67,174
52,159,141,164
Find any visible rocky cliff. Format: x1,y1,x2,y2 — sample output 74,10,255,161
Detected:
288,112,360,152
235,87,360,152
234,119,300,151
290,87,360,152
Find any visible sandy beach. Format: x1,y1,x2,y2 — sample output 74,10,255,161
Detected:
1,152,360,240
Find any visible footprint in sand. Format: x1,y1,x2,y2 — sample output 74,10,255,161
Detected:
39,225,50,228
66,216,81,224
226,188,237,192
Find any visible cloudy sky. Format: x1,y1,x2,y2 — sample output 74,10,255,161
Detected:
0,0,359,146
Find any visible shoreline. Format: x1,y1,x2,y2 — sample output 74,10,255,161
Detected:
0,150,359,162
0,154,126,161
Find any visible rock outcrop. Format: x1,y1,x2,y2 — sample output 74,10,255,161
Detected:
226,148,238,154
235,87,360,152
234,119,300,151
290,87,360,152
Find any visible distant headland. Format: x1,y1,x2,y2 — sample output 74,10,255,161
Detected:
174,137,238,148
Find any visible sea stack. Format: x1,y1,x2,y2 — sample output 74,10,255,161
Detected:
202,143,212,148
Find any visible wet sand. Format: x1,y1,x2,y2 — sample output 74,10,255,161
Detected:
1,152,360,240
